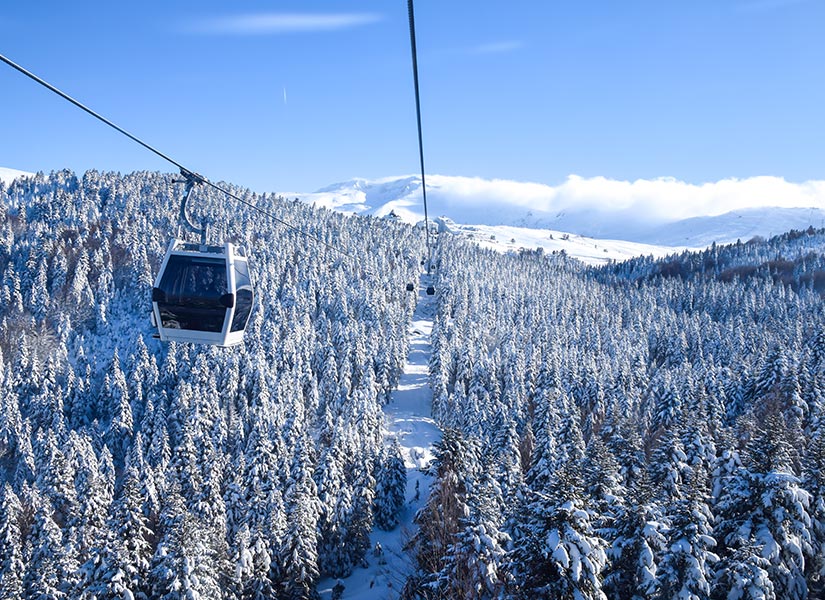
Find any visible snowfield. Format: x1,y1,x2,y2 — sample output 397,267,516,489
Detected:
0,166,33,185
431,217,687,266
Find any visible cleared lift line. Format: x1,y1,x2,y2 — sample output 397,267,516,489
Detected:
319,273,442,599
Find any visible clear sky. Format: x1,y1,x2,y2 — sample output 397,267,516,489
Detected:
1,0,824,194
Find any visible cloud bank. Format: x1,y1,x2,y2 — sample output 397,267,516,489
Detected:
423,174,825,224
298,173,825,246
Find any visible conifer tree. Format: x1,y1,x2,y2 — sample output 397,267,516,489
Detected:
508,456,608,600
110,463,154,597
402,429,480,599
0,484,24,600
374,438,407,531
803,428,825,595
714,412,812,599
280,436,322,600
315,431,351,578
653,469,718,600
23,486,77,599
603,475,666,600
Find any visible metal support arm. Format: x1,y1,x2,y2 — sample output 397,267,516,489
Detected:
174,169,208,245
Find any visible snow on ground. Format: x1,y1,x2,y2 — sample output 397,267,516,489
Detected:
318,274,440,600
434,218,689,266
0,166,33,185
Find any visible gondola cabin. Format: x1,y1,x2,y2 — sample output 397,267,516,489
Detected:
151,239,253,347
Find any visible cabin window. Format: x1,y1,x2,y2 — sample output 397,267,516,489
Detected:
157,255,227,332
230,261,253,333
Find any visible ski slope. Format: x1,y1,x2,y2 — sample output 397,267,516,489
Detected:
319,274,440,600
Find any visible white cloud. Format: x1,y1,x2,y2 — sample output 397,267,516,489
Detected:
423,174,825,223
558,175,825,221
185,13,383,35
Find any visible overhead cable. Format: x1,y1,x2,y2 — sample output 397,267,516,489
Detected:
0,52,349,257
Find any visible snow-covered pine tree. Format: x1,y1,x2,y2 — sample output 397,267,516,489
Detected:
402,428,480,599
802,426,825,595
603,474,666,600
280,435,322,600
508,451,608,599
374,437,407,531
714,411,812,599
149,482,225,600
0,484,24,599
509,410,607,600
315,430,352,578
22,485,77,599
652,468,718,600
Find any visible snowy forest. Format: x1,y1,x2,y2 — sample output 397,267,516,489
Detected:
1,170,825,600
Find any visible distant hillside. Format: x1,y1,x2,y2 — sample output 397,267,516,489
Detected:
608,224,825,293
7,168,825,262
0,166,33,185
291,174,825,250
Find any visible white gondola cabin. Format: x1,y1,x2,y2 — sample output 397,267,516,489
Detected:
151,239,253,347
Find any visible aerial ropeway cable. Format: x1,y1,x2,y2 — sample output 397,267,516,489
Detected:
406,0,436,296
0,51,352,346
0,52,348,259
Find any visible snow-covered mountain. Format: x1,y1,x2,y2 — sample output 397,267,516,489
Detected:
292,174,825,263
0,166,33,185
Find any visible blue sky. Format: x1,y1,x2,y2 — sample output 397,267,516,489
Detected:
2,0,824,193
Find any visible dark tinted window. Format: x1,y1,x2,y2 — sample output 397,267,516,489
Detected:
157,255,228,332
230,259,253,333
231,288,253,333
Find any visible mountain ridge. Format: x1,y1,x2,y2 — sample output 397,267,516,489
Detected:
291,173,825,260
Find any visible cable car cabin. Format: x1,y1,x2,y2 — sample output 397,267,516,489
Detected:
151,239,253,347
